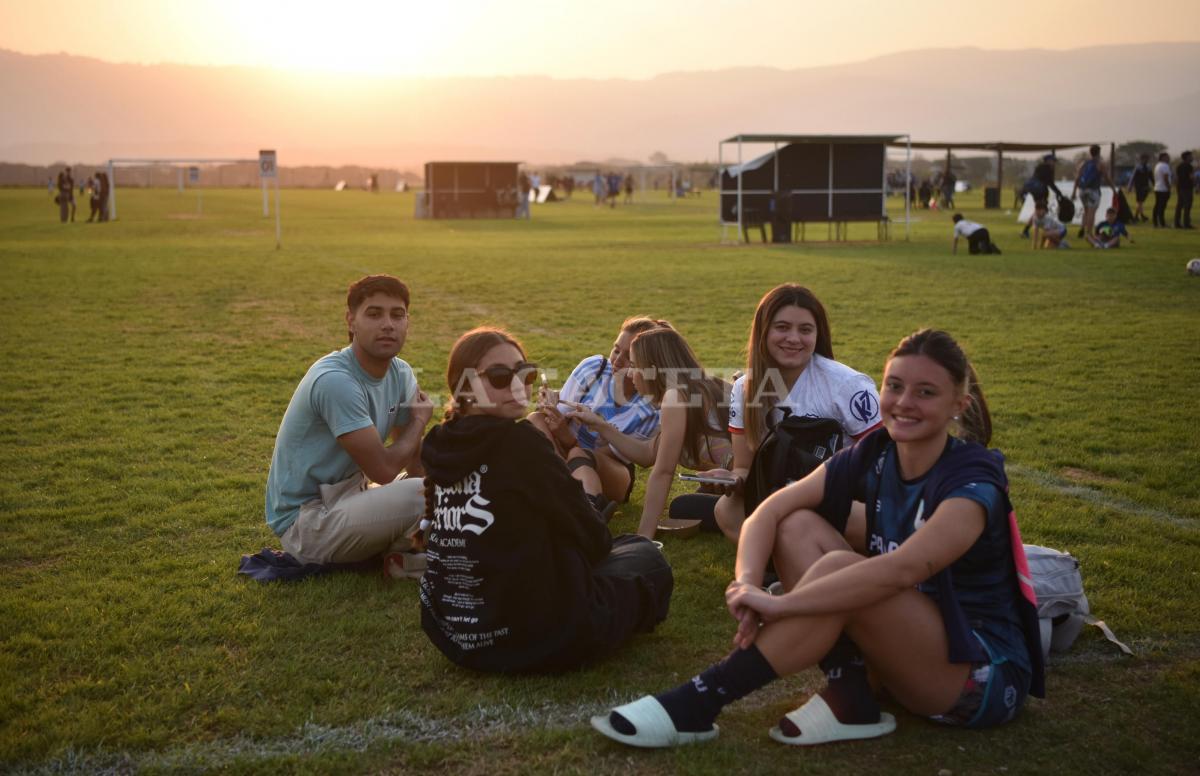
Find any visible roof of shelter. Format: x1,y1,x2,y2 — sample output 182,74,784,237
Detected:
895,141,1096,152
721,134,907,144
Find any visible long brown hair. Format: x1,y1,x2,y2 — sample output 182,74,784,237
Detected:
630,328,727,467
743,284,834,448
888,328,992,445
620,316,671,338
443,327,527,422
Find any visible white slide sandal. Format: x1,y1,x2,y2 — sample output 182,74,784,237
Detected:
590,695,718,748
768,694,896,746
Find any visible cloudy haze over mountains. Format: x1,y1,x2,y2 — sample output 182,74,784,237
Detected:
3,42,1197,169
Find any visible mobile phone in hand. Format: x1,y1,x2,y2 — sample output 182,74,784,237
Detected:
678,473,738,486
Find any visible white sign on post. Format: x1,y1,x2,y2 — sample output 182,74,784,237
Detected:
259,149,277,179
259,149,282,248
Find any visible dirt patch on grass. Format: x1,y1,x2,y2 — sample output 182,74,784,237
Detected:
224,298,328,342
1060,467,1119,485
1,555,62,573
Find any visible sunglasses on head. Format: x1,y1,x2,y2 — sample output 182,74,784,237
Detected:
481,362,539,390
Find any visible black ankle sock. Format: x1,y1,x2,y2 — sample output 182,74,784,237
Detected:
610,644,778,734
812,635,880,725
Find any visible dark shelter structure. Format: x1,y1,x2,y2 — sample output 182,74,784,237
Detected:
719,134,909,243
420,161,520,219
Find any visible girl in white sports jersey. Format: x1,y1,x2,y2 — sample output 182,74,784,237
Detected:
712,284,881,543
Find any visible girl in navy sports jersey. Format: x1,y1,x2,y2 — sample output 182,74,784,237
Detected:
711,284,882,543
592,329,1043,748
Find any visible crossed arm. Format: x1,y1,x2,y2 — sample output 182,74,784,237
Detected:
336,390,432,483
725,465,985,648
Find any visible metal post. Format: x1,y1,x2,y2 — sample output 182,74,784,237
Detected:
827,143,833,220
262,178,269,217
905,137,911,241
997,148,1004,207
108,160,117,221
729,137,739,242
718,140,724,242
880,142,887,234
773,141,779,193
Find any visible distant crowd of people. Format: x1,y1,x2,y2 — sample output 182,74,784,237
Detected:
925,145,1197,255
50,166,109,223
512,169,708,217
906,168,958,210
513,171,637,218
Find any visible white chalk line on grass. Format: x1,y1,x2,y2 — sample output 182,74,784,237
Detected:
16,679,817,775
1006,463,1194,528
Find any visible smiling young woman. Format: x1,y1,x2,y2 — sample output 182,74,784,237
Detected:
592,328,1043,749
713,284,882,543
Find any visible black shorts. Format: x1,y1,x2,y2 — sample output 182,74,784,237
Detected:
621,460,636,502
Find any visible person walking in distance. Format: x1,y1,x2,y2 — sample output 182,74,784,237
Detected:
1152,152,1172,229
1174,151,1194,230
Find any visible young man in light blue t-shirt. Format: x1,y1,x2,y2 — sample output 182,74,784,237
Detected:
264,275,432,564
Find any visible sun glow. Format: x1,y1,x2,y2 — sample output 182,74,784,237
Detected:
2,0,1198,80
185,0,464,76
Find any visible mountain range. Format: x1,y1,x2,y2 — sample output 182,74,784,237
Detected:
2,42,1197,169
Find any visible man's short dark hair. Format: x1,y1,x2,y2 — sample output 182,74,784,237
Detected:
952,213,963,223
346,275,409,314
1089,145,1101,157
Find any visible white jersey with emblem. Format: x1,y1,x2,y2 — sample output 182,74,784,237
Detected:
728,353,881,440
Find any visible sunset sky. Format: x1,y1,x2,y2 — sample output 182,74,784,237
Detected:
3,0,1198,79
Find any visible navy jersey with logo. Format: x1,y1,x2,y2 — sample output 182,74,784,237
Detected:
854,438,1031,675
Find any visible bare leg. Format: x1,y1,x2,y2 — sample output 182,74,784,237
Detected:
714,492,745,544
565,447,603,496
772,509,854,589
594,447,633,504
754,551,968,716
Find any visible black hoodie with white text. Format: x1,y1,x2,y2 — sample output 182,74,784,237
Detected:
418,415,612,672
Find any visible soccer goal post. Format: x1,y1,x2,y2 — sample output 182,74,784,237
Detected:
105,157,264,221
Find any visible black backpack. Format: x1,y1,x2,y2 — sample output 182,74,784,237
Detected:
744,411,846,514
1056,195,1076,223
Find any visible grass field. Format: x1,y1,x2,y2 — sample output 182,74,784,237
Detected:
1,185,1198,774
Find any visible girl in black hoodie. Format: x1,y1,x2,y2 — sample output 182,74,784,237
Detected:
418,327,674,673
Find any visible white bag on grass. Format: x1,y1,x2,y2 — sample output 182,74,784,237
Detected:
1024,544,1132,659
